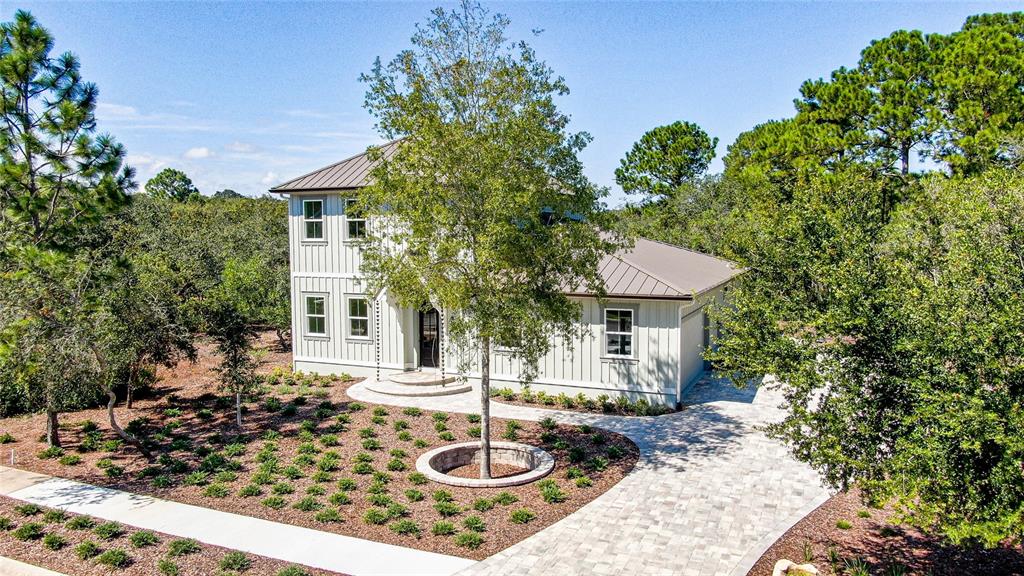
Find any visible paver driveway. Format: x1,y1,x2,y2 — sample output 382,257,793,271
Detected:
348,375,829,576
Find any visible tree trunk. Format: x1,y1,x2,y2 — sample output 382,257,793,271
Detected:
901,143,910,176
479,336,492,480
45,410,60,447
235,391,243,428
126,363,137,409
106,389,153,460
275,328,290,352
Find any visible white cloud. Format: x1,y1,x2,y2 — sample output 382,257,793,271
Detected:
225,141,257,153
96,102,217,133
260,171,279,185
184,146,214,159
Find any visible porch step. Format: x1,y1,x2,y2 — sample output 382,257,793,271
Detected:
388,371,458,386
365,379,472,397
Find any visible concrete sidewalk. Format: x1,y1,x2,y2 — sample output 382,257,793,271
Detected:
0,467,475,576
0,557,66,576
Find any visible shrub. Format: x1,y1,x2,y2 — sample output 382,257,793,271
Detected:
293,497,322,512
337,477,358,491
493,492,519,505
204,483,231,498
454,531,484,549
509,508,536,524
367,493,393,507
363,508,389,525
539,417,557,430
502,420,522,441
0,516,12,531
311,471,333,483
413,438,429,448
329,492,352,506
319,434,339,447
434,421,448,433
565,466,584,479
567,447,586,463
317,455,341,473
353,462,374,475
467,426,481,438
552,439,569,450
220,551,251,572
587,457,609,472
251,471,274,486
67,516,96,530
390,519,421,537
857,509,872,518
183,471,209,486
387,458,407,471
38,446,64,459
473,498,494,512
367,481,388,494
373,471,393,483
836,519,853,530
437,431,455,441
307,485,327,496
362,438,382,450
239,484,262,498
606,445,626,460
315,508,344,523
129,530,159,548
347,402,366,411
397,431,413,441
261,496,287,509
14,503,41,516
590,432,607,445
152,474,174,488
12,522,43,540
539,481,567,504
272,482,295,495
167,538,201,557
43,533,66,550
406,473,428,486
157,558,179,576
297,441,319,455
0,432,14,443
277,567,310,576
282,465,304,479
94,522,124,540
75,540,102,560
281,404,297,417
105,465,125,478
433,489,453,502
96,548,132,568
59,454,82,466
214,470,238,483
224,442,247,458
575,476,594,488
386,503,408,519
434,502,461,517
400,407,421,417
431,520,457,536
463,515,486,532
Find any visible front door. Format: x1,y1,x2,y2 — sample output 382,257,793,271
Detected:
419,308,440,368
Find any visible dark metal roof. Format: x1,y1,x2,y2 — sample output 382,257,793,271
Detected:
269,139,401,192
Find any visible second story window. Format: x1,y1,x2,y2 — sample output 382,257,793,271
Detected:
303,199,324,240
345,198,366,240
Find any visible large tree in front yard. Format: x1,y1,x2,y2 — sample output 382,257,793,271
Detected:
359,1,621,478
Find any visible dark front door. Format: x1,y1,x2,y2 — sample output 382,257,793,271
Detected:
419,308,440,368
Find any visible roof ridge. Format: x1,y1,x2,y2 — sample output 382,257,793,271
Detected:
269,137,403,191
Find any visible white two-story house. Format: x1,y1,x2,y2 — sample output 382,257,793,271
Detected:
270,141,741,407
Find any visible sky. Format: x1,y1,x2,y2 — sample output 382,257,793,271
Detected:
6,1,1022,205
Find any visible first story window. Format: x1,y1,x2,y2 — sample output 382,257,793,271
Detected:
605,308,633,356
303,199,324,240
345,198,366,239
348,296,370,338
305,295,327,336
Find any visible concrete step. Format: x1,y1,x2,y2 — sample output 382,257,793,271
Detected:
365,379,472,397
388,371,458,386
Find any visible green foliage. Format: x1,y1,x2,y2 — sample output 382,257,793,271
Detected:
167,538,201,557
67,516,95,530
472,498,494,512
493,492,518,506
434,502,461,517
261,496,287,509
277,566,309,576
389,519,421,537
157,559,180,576
615,121,718,202
42,532,66,550
404,489,424,502
408,472,428,485
454,531,484,549
509,508,536,524
314,507,344,523
145,168,199,202
220,551,252,572
431,520,457,536
14,503,41,516
75,540,102,560
95,548,131,568
129,530,159,548
12,522,43,540
462,515,486,532
362,508,389,525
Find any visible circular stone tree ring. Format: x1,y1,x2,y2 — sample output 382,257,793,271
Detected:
416,441,555,488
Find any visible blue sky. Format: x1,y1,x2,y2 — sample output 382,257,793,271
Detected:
7,1,1022,204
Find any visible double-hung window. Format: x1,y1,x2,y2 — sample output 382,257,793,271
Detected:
306,295,327,336
605,308,633,357
348,297,370,339
345,199,366,240
303,199,324,240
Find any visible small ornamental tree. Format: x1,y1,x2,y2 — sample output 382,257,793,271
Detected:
145,168,200,202
206,273,258,428
359,1,621,478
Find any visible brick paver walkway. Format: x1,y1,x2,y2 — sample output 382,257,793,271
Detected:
348,375,829,576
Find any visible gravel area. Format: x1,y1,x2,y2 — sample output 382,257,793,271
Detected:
0,335,638,562
748,489,1024,576
0,494,339,576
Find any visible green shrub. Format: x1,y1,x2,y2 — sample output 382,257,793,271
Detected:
454,531,484,549
466,413,481,423
606,445,626,460
59,454,82,466
434,421,448,432
397,431,413,441
347,402,366,411
282,465,305,479
203,483,231,498
367,493,393,507
0,432,14,443
0,516,12,531
390,519,421,537
14,503,40,516
433,489,453,502
434,502,461,517
94,521,124,540
565,466,584,479
408,472,428,485
472,498,494,512
836,519,853,529
220,551,252,572
262,496,287,509
157,558,179,576
129,530,159,548
405,489,424,502
567,447,586,463
857,509,871,518
502,420,522,441
152,474,174,488
353,462,374,475
75,540,102,560
314,508,344,523
413,438,429,448
539,480,567,503
337,477,358,491
105,465,125,478
575,476,593,488
431,520,457,535
367,480,388,494
386,503,408,519
96,548,131,568
539,417,557,430
319,434,339,447
307,485,327,496
402,407,422,417
438,431,455,441
329,492,352,506
43,533,66,550
13,522,44,540
311,471,333,483
590,433,606,445
372,406,389,417
373,471,392,483
250,471,274,486
552,439,569,450
38,446,64,459
167,538,201,557
214,471,238,483
371,415,387,425
263,396,283,412
67,516,96,530
182,471,209,486
509,508,536,524
467,426,481,438
387,458,407,471
363,508,389,525
277,566,309,576
493,492,519,505
293,496,322,512
362,438,382,450
587,456,609,472
462,515,486,532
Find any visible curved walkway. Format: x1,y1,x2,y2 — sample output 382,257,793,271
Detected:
348,376,829,576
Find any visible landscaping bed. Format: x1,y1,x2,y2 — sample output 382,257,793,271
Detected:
0,336,639,561
489,386,677,417
748,489,1024,576
0,495,336,576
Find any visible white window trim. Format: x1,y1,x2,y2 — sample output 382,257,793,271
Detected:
345,294,372,341
343,198,367,241
303,293,329,339
604,307,635,358
302,198,326,243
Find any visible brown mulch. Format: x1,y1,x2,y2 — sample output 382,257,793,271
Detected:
748,489,1024,576
0,333,639,562
446,463,527,479
0,494,340,575
490,392,678,417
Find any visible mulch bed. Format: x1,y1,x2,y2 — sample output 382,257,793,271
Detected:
446,463,527,479
748,488,1024,576
489,389,678,417
0,494,338,576
0,334,639,562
